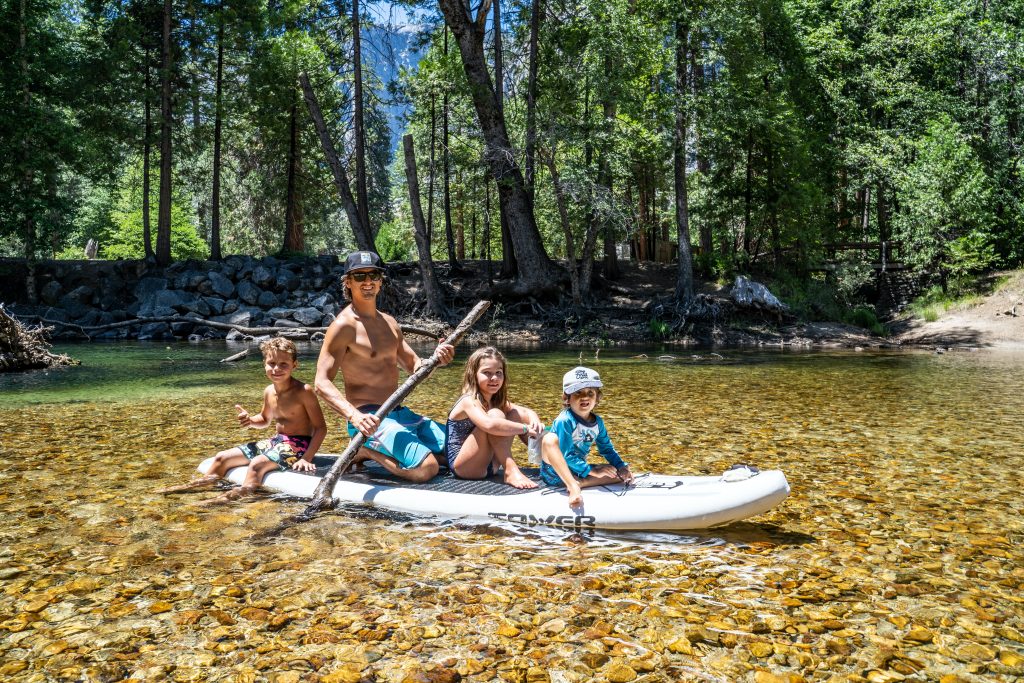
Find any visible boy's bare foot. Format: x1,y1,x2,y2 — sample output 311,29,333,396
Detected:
504,468,538,489
192,485,256,506
157,475,220,494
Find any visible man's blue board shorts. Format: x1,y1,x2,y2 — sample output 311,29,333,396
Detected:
347,405,446,469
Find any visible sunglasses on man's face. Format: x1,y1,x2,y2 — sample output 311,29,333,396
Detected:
349,271,383,283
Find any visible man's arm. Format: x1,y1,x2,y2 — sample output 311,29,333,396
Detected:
393,318,454,373
314,320,355,419
314,318,379,436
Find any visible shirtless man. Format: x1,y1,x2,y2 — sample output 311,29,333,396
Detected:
314,251,454,482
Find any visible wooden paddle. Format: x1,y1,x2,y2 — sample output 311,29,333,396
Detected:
302,300,491,517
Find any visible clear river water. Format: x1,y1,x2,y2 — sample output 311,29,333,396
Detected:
0,342,1022,682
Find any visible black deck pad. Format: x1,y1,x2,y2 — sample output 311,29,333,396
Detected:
306,455,544,496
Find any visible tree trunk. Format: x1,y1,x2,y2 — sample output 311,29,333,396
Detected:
427,94,436,242
283,102,304,253
299,72,375,252
743,129,753,259
492,0,517,279
442,29,460,269
143,48,154,259
525,0,541,202
691,38,712,265
403,135,448,318
600,58,619,280
673,16,694,301
544,150,582,309
156,0,173,266
210,6,224,261
438,0,562,296
352,0,371,237
19,0,35,263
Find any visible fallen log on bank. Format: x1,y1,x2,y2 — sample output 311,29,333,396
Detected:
0,305,79,372
14,314,441,342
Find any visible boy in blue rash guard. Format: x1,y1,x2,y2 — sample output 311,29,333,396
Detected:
539,366,634,508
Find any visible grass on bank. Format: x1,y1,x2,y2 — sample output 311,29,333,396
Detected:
907,273,1011,322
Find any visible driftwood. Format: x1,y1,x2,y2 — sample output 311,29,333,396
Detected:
302,300,492,518
0,305,78,372
14,314,441,341
220,349,250,363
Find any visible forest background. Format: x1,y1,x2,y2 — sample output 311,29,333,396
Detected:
1,0,1022,321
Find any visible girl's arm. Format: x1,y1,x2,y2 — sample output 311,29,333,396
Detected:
462,397,535,437
509,403,544,436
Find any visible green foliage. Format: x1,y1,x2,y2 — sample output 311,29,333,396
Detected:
648,318,670,340
373,221,415,262
894,115,997,278
104,202,208,261
843,306,885,335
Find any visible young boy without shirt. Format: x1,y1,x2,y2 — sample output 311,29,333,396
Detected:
159,338,327,503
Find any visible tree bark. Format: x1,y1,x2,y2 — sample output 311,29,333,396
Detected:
156,0,173,266
599,55,619,280
403,135,449,318
427,94,436,242
283,102,304,253
143,48,154,259
543,149,582,309
210,5,224,261
352,0,371,237
299,72,375,252
18,0,35,262
442,29,460,269
691,38,712,265
525,0,541,201
674,16,694,300
438,0,562,296
492,0,517,279
743,129,753,258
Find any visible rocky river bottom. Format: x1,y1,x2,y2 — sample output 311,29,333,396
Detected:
0,343,1021,683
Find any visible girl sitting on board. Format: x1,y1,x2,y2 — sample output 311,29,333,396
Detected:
446,346,544,489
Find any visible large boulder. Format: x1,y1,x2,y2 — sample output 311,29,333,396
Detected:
185,297,212,317
134,277,168,301
213,310,252,328
203,297,226,315
252,265,275,289
257,290,280,309
731,276,789,315
275,271,301,293
292,306,322,326
174,270,209,291
139,290,196,317
237,280,262,306
207,271,235,299
40,281,63,306
138,322,172,340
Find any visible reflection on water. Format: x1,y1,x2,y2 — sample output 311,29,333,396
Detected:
1,344,1023,681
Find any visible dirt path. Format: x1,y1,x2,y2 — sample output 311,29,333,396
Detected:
890,271,1024,349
